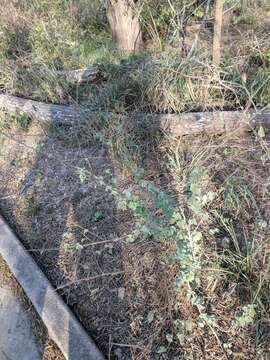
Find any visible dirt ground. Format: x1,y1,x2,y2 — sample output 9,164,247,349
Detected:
0,121,171,360
1,119,270,360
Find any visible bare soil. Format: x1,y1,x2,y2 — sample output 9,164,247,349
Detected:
0,121,170,359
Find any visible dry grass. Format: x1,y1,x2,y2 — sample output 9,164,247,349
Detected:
0,0,269,112
0,1,270,359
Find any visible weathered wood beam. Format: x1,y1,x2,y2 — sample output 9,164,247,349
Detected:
0,215,105,360
0,94,269,136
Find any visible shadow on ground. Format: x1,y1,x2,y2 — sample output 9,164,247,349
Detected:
0,108,178,360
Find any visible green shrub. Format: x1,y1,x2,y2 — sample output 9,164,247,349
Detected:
30,13,80,69
0,24,32,60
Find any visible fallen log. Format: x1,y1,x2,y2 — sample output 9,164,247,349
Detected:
148,109,270,135
56,66,102,84
0,94,270,136
0,94,92,124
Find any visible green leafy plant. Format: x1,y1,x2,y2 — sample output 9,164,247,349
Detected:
79,165,218,329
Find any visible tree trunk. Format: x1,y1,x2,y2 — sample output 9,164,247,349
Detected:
107,0,143,52
1,94,270,136
212,0,224,66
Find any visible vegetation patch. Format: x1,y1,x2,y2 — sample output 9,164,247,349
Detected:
0,1,270,359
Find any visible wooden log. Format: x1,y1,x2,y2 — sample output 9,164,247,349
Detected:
56,66,102,84
0,94,270,136
0,94,92,124
147,110,270,135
